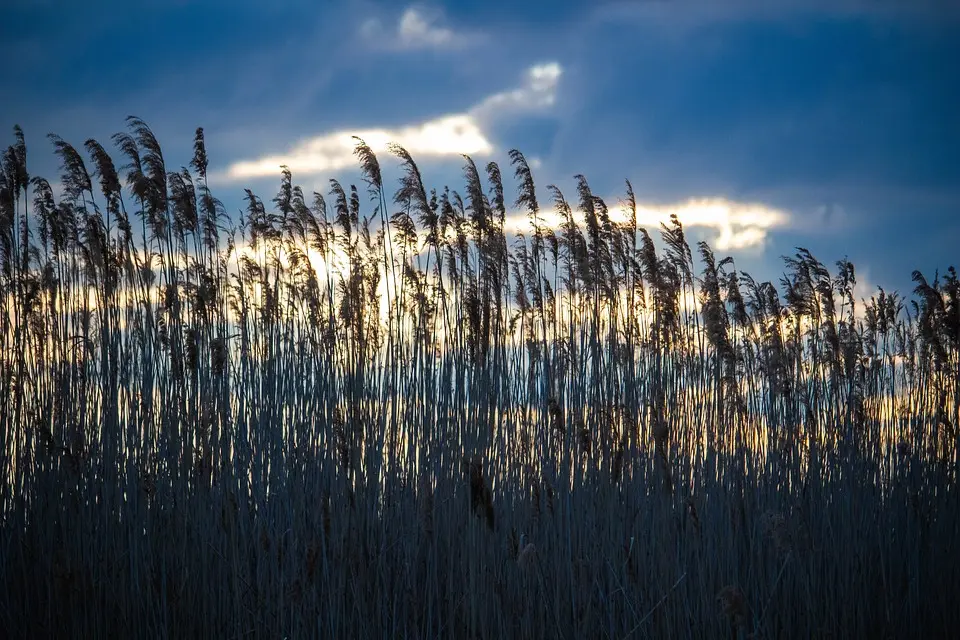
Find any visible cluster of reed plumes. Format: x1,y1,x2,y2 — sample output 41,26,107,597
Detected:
1,119,958,638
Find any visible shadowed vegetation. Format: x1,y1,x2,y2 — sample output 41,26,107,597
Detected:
0,121,958,638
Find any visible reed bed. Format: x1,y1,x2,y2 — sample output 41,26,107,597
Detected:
0,120,958,638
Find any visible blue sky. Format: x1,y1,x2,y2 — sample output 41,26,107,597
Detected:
2,0,958,298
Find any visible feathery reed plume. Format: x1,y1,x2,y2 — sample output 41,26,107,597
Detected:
517,540,536,569
760,511,792,557
468,456,495,530
717,585,750,630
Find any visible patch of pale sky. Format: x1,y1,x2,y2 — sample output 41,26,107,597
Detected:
851,265,878,319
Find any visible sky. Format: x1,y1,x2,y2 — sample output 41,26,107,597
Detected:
1,0,958,299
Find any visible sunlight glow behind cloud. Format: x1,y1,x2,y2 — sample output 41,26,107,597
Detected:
503,196,789,251
218,62,563,183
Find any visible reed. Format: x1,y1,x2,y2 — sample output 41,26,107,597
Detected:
0,121,957,638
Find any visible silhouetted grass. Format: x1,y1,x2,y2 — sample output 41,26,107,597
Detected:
0,121,957,638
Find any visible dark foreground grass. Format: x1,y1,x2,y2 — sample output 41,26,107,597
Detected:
1,121,957,638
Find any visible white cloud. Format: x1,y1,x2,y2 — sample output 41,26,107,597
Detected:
360,6,474,51
222,116,491,182
470,62,563,123
216,62,563,183
503,196,789,252
398,7,455,48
